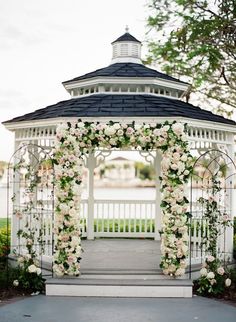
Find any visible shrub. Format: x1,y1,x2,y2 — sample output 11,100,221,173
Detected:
0,227,10,259
196,256,232,296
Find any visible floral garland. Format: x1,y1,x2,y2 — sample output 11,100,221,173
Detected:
197,177,233,294
12,156,46,292
53,120,193,277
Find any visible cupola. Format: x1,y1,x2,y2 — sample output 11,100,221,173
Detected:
111,26,142,64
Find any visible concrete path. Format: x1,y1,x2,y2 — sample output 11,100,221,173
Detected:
81,239,161,271
0,295,235,322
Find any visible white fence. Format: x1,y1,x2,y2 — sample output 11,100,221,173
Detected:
14,200,232,266
80,199,156,238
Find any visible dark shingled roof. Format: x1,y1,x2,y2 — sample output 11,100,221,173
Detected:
3,94,236,126
63,63,187,84
111,32,141,44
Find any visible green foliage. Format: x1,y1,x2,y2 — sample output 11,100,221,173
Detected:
135,162,155,180
0,263,20,290
0,161,8,178
16,259,45,292
0,227,10,259
0,218,10,229
196,257,231,296
146,0,236,114
93,219,155,233
195,176,233,296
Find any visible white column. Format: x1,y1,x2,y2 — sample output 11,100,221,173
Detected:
154,150,162,241
226,139,235,260
87,151,95,240
11,140,20,253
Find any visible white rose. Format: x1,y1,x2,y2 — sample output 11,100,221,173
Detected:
117,129,124,136
109,138,117,145
207,271,215,279
210,279,216,285
28,264,37,274
175,268,185,276
69,208,77,216
56,123,68,137
153,128,161,136
181,154,188,162
225,278,231,287
134,124,142,130
207,255,215,262
113,123,120,130
200,267,208,276
163,125,170,132
18,256,25,264
104,126,116,136
161,157,171,171
217,267,225,275
71,236,80,247
181,244,188,254
77,122,85,128
13,280,19,287
172,123,184,136
36,267,42,275
168,264,177,273
170,163,178,171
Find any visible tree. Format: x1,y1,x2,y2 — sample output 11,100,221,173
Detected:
146,0,236,116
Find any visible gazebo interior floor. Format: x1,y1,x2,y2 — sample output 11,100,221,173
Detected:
80,238,161,274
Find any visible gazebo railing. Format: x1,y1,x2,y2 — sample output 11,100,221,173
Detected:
80,199,156,238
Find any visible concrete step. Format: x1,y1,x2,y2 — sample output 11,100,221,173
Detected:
46,277,193,298
79,274,166,280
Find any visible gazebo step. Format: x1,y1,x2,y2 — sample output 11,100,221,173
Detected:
46,277,193,298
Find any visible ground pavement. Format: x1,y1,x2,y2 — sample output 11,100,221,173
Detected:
0,295,236,322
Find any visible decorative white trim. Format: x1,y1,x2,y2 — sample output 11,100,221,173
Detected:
111,57,142,64
70,92,181,100
4,117,236,134
63,76,189,91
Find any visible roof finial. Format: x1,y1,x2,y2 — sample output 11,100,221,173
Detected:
125,25,129,33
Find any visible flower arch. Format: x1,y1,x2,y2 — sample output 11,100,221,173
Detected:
53,120,193,277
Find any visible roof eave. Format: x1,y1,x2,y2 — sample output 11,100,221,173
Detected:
3,116,236,133
62,76,189,91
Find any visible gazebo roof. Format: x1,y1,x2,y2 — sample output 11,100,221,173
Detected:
3,30,236,131
111,32,141,44
62,63,187,85
3,94,236,126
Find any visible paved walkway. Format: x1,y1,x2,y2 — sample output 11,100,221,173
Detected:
0,295,236,322
81,239,161,271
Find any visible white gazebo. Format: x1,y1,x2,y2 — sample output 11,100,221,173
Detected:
3,28,236,297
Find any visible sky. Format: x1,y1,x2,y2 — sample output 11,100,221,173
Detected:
0,0,150,161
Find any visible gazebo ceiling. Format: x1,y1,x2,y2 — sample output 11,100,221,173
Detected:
3,94,236,126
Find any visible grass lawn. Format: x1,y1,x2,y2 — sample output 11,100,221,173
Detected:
93,218,155,233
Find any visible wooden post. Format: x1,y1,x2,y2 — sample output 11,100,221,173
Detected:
87,151,95,240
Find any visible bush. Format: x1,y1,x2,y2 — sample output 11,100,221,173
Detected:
0,263,20,290
195,256,232,296
0,227,10,259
